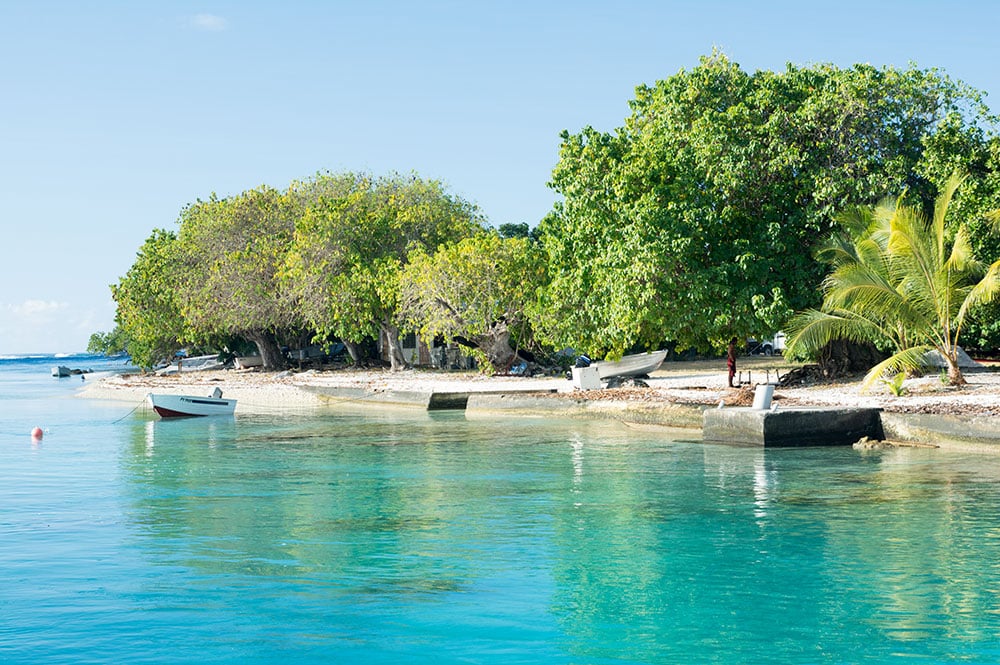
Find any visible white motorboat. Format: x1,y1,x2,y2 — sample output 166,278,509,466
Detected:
592,349,668,379
148,389,236,418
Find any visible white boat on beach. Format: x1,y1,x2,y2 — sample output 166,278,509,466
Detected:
592,349,668,380
148,389,236,418
155,353,226,376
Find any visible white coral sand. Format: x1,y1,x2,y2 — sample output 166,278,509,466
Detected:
78,358,1000,416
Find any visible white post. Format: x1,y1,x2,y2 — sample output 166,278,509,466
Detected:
752,384,775,409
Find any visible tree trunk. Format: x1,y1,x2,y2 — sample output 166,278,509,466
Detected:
947,360,967,386
248,330,287,371
344,340,362,365
381,320,408,371
475,324,515,373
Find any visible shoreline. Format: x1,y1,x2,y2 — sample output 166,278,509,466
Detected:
78,358,1000,451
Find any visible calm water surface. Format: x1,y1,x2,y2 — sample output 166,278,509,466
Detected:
2,355,1000,663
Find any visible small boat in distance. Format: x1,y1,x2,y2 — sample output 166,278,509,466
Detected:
592,349,668,380
52,365,91,378
148,388,236,418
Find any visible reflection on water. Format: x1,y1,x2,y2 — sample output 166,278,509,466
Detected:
3,404,1000,663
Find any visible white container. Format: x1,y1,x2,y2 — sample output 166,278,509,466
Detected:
752,384,775,409
571,366,602,390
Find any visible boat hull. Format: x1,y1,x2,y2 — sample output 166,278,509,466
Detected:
592,350,668,380
148,393,237,418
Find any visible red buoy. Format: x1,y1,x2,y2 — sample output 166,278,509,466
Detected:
31,427,43,440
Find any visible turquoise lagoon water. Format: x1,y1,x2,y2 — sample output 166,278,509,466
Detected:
2,354,1000,663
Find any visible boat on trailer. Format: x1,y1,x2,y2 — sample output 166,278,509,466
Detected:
592,349,668,380
148,389,236,418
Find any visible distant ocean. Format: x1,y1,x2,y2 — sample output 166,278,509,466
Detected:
0,352,138,440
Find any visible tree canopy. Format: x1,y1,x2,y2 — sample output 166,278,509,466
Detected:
535,52,996,359
401,232,546,372
111,228,187,369
283,173,485,369
173,186,302,369
108,54,1000,372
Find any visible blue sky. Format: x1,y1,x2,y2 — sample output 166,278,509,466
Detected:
1,1,998,354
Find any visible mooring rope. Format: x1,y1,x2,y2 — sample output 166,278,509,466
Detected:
112,397,147,424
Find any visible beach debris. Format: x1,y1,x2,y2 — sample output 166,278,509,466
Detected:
605,376,649,389
853,436,894,450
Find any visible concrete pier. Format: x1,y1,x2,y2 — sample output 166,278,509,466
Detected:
304,385,558,410
703,407,884,447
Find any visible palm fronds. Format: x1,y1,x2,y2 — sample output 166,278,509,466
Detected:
787,170,1000,387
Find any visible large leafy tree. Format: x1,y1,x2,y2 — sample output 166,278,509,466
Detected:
786,173,1000,389
174,187,302,369
401,232,546,372
284,173,484,370
918,117,1000,349
111,229,188,369
536,52,994,358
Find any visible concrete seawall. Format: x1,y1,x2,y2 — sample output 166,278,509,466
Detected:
306,385,996,451
465,393,707,429
702,407,884,447
881,412,1000,453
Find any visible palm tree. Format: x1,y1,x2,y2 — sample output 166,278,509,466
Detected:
786,172,1000,391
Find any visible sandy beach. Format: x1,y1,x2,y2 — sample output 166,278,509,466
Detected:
79,356,1000,418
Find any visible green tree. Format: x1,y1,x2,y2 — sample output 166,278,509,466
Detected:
174,187,301,369
918,117,1000,349
87,326,130,356
111,229,188,369
497,222,540,242
401,232,546,372
284,173,484,370
536,52,993,359
785,173,1000,389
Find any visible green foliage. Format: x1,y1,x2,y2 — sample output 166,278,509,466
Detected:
111,228,188,369
535,52,993,358
174,186,303,368
497,222,540,242
882,372,908,396
919,124,1000,349
87,326,129,356
401,232,546,372
283,172,485,369
786,173,1000,390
